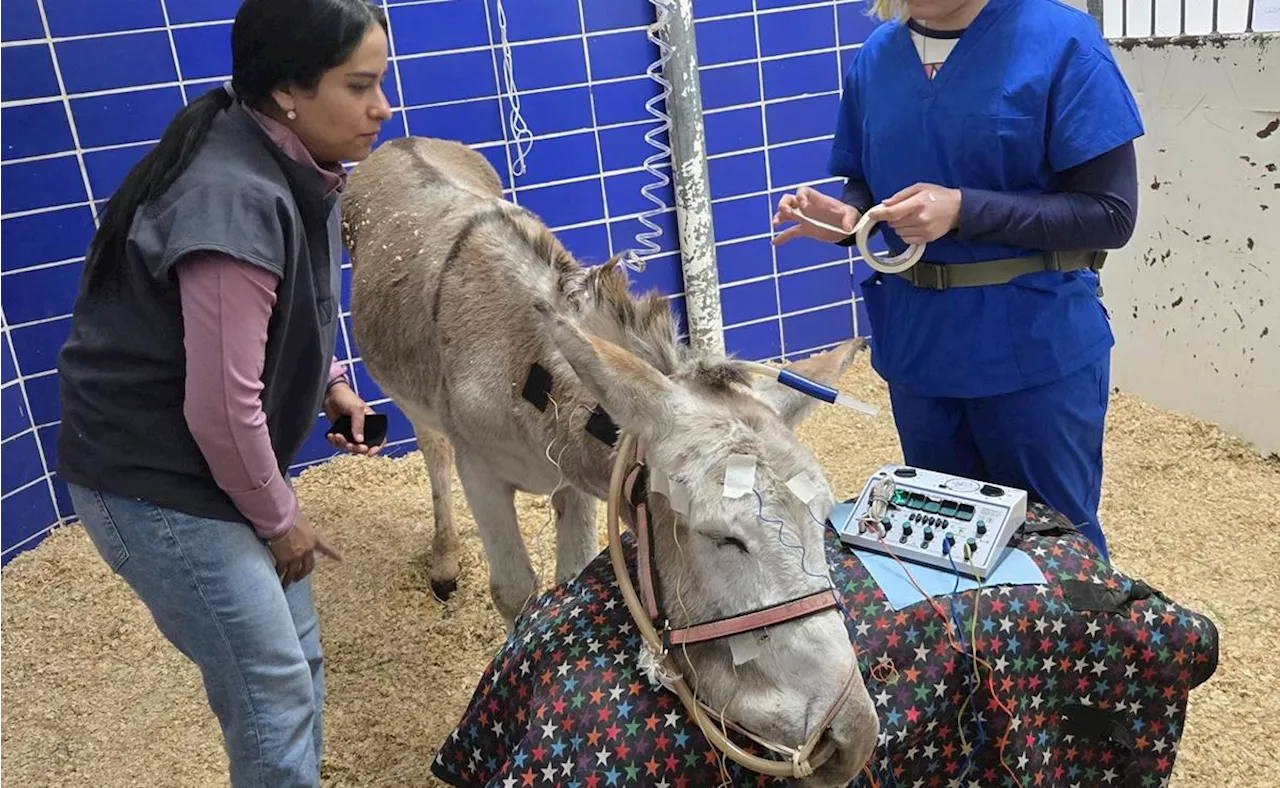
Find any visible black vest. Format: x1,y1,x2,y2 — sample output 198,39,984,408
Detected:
56,102,342,527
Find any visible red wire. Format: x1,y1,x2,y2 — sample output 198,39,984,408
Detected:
871,534,1025,787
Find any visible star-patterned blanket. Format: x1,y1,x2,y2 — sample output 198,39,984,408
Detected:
432,504,1219,787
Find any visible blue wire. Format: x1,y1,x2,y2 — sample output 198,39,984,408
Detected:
754,489,856,626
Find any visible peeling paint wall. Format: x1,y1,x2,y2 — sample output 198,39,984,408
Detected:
1105,34,1279,455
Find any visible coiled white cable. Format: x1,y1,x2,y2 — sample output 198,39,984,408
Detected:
622,0,679,275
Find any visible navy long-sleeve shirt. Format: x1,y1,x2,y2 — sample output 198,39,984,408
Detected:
840,141,1138,252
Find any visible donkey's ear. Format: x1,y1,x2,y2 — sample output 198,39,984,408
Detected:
537,304,679,437
752,338,866,428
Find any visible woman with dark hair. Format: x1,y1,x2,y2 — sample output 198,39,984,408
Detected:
55,1,393,783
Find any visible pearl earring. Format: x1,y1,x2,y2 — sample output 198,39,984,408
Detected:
286,109,297,121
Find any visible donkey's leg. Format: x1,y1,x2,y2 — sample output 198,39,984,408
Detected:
454,453,536,630
413,422,461,601
553,487,598,585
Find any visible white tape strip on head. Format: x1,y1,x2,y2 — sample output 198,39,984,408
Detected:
668,480,691,515
727,631,763,666
651,469,670,498
722,454,757,499
785,472,821,505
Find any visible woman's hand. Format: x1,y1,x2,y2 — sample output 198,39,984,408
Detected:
771,186,861,246
269,512,342,588
865,183,962,246
322,380,383,456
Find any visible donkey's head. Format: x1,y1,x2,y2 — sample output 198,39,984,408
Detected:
540,309,879,786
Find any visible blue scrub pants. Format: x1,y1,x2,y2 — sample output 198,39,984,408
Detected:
887,356,1112,562
67,483,325,787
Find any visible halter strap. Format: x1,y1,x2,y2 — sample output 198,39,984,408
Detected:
623,447,661,622
666,588,841,648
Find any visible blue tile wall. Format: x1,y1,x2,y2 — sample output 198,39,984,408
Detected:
0,0,879,562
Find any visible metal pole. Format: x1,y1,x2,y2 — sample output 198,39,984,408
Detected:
1086,0,1104,31
661,0,726,355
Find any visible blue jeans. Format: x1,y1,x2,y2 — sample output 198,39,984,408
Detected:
67,484,324,787
887,356,1112,562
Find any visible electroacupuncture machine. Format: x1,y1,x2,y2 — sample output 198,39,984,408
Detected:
832,465,1028,578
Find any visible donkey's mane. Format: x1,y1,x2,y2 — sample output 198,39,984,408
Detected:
569,255,753,395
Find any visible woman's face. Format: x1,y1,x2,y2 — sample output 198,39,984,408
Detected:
274,24,393,164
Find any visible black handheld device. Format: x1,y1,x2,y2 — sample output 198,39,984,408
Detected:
326,413,388,447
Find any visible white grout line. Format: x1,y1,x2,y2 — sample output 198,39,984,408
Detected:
0,309,63,534
156,0,190,107
0,474,50,500
749,0,787,360
0,256,87,275
379,0,413,140
5,313,72,330
0,519,71,559
832,2,861,339
575,0,616,258
33,0,98,222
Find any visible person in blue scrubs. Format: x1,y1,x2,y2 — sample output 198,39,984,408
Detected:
772,0,1144,562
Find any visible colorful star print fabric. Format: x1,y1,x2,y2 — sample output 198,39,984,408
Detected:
432,504,1219,787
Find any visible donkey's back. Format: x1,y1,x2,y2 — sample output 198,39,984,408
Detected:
341,136,585,433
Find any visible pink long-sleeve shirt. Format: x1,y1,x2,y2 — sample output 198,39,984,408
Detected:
176,105,348,540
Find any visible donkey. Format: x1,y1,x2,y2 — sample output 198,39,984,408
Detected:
341,136,878,784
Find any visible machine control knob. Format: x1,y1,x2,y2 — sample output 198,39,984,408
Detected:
902,523,914,536
976,521,987,536
923,526,934,541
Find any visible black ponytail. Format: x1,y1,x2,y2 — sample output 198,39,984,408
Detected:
83,0,386,292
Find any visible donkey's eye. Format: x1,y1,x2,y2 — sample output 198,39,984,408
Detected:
711,535,749,554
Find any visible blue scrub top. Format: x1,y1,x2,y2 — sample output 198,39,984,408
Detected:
830,0,1144,399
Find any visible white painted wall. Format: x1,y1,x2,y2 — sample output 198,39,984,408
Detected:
1103,35,1279,455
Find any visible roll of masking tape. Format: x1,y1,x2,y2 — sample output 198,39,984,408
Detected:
792,207,926,275
851,209,925,274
